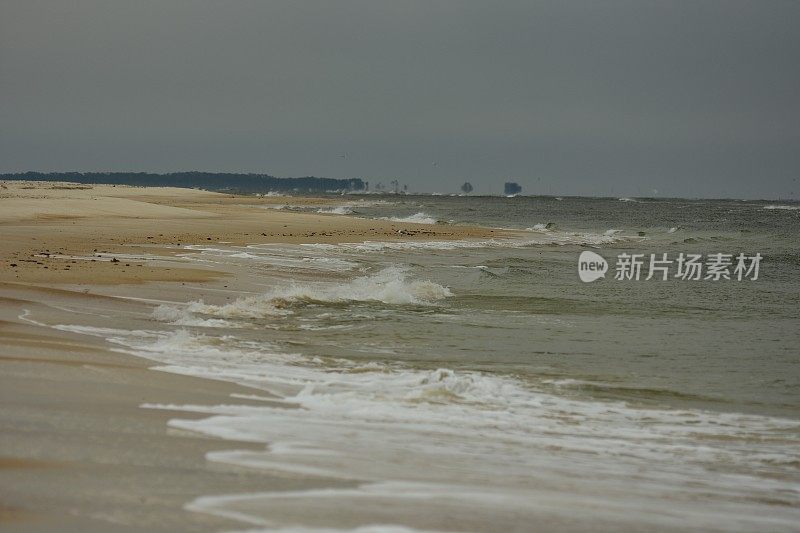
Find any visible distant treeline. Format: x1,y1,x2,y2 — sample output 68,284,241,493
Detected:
0,172,365,193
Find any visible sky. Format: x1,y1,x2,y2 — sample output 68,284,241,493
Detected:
1,0,799,198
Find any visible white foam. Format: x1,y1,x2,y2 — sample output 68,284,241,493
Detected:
384,212,438,225
182,244,359,273
346,199,397,207
124,330,800,530
299,230,633,253
45,320,800,530
317,206,354,215
152,304,239,328
157,296,290,321
151,268,451,326
267,267,451,306
763,204,800,210
526,223,558,232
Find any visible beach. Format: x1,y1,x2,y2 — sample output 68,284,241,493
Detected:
0,181,500,285
1,182,798,532
0,292,346,531
0,181,501,531
3,1,798,529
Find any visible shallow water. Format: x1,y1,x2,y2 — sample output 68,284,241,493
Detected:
30,195,800,531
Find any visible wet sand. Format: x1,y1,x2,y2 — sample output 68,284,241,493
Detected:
0,181,502,286
0,181,504,531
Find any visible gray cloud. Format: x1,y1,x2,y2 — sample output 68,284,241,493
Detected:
1,0,798,198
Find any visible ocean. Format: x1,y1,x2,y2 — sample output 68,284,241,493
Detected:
29,195,800,531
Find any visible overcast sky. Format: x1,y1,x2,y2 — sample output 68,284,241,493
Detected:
1,1,798,198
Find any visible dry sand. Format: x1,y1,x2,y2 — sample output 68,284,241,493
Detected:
0,181,507,531
0,181,503,286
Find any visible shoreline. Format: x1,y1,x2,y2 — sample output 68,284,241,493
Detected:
0,180,508,286
0,181,501,530
0,282,355,532
2,182,798,530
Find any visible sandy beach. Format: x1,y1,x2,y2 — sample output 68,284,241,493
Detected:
0,181,502,531
2,181,798,532
0,181,501,286
3,3,797,529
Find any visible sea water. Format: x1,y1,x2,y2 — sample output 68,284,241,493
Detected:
33,195,800,531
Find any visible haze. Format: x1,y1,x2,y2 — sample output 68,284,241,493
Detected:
1,1,798,198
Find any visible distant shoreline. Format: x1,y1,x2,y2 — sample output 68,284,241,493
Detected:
0,171,365,194
0,180,504,286
0,179,504,528
2,173,797,202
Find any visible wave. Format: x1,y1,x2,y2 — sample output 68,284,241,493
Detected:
544,378,726,403
182,244,360,272
152,267,452,324
618,197,639,202
111,329,800,530
317,206,354,215
764,204,800,211
36,310,800,531
352,199,398,207
151,305,239,328
300,231,636,253
271,266,452,306
526,222,556,231
384,212,438,224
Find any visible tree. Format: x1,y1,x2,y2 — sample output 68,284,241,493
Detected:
461,182,473,194
504,182,522,195
0,171,366,193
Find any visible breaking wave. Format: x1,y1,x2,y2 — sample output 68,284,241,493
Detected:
152,305,239,328
101,327,800,531
300,230,635,253
764,204,800,211
385,212,438,224
152,267,452,324
317,206,354,215
526,222,556,232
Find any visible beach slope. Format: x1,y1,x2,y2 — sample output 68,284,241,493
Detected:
0,181,500,530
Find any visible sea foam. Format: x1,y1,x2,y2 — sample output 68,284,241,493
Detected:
118,328,800,531
384,212,438,224
152,267,452,325
764,204,800,210
35,312,800,531
317,206,354,215
299,230,633,253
